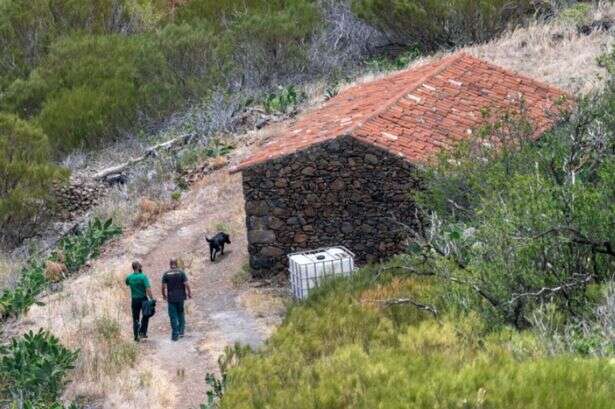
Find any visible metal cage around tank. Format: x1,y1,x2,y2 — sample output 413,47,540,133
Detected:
288,246,356,300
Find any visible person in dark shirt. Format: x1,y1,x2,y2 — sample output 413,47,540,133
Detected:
125,261,153,342
161,258,192,341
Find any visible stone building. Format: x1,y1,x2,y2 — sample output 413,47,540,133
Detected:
232,53,568,276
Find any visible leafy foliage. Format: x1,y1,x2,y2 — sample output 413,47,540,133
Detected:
405,93,615,328
0,329,78,407
0,0,167,87
0,113,68,245
176,139,234,172
0,218,121,319
52,218,122,273
352,0,535,50
218,265,615,408
4,34,180,152
201,343,252,409
364,46,422,72
263,85,305,114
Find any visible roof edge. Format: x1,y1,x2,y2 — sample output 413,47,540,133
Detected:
229,134,349,174
231,53,465,174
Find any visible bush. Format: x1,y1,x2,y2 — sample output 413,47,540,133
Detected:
228,2,320,86
405,93,615,328
0,0,167,86
3,34,180,152
0,113,67,245
263,85,304,114
52,218,122,273
352,0,535,50
0,329,78,407
219,265,615,408
0,218,121,319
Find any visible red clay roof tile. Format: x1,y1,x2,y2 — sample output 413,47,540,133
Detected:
233,53,569,172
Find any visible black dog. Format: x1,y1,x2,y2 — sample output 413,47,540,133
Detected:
205,232,231,261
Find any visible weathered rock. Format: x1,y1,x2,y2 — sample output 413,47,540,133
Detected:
341,223,353,233
248,230,276,244
301,166,316,176
294,232,308,244
241,135,419,276
330,178,345,191
260,246,285,257
245,200,269,216
364,153,379,164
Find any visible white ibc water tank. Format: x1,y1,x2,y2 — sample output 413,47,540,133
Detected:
288,246,356,300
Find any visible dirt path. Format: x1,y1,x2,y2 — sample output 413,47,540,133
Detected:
130,172,274,408
11,170,285,409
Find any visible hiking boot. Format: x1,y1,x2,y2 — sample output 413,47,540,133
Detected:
140,334,148,339
171,336,179,341
134,337,140,342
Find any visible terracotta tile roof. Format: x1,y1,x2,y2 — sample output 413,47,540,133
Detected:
233,53,569,172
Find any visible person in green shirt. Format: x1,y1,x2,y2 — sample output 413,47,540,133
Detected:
125,261,153,342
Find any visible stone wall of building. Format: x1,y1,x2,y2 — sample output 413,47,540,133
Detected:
241,135,421,277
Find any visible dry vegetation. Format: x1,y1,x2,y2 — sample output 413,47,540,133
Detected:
335,3,615,98
2,3,613,408
0,252,23,291
467,4,615,95
5,169,285,408
14,252,176,409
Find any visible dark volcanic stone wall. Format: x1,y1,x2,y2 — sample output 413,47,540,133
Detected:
241,135,420,277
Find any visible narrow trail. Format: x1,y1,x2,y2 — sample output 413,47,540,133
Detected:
12,170,285,409
129,172,270,408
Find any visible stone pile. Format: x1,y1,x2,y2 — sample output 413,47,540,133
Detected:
54,178,106,215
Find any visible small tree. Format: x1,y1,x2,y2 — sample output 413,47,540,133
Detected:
0,113,67,246
405,95,615,328
352,0,534,49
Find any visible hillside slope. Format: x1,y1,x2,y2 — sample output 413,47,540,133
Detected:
8,170,285,408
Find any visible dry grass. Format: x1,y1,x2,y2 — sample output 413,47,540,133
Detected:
44,260,68,283
92,187,138,228
359,277,414,306
236,287,288,338
467,17,614,95
0,252,23,291
336,3,615,97
134,198,177,227
18,256,176,408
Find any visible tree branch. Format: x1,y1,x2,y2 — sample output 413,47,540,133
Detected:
519,226,615,257
376,298,439,317
509,274,593,304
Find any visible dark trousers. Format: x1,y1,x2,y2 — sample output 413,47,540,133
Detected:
167,300,185,339
131,297,149,339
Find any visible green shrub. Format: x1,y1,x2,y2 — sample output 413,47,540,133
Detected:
201,343,252,409
559,3,592,25
53,218,122,273
263,85,304,114
0,262,46,319
219,267,615,408
0,329,78,407
229,2,320,84
365,46,422,72
352,0,534,49
4,33,179,152
157,23,228,96
406,92,615,328
0,0,168,86
0,218,121,319
0,113,67,245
